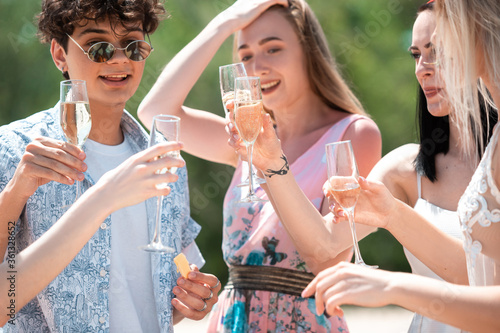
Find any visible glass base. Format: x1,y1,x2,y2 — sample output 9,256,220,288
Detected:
355,261,378,269
238,194,268,203
139,243,175,253
237,176,266,187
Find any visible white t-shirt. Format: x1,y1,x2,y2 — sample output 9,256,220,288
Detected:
84,137,204,333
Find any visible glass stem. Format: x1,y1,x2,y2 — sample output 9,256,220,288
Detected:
152,196,163,245
76,180,81,200
247,142,255,195
347,209,365,265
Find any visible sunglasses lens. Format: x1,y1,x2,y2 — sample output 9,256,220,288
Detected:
125,41,152,61
88,43,115,63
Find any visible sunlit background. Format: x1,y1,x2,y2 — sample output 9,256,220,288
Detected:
0,0,425,285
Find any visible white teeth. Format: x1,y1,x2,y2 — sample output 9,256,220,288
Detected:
261,80,280,90
104,74,127,78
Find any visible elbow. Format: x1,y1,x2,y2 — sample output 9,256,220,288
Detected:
136,101,149,124
305,243,350,275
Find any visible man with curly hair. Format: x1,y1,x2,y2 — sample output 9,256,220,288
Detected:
0,1,219,332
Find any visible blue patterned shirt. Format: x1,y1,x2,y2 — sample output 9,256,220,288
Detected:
0,104,201,333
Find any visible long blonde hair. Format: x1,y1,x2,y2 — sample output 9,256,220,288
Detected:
233,0,367,117
435,0,500,160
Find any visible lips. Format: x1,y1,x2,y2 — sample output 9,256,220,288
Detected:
423,87,442,99
101,74,129,81
261,80,280,93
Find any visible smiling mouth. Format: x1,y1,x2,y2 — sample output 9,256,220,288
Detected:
101,74,129,82
261,80,280,91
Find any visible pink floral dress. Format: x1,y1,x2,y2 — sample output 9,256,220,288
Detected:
207,115,368,333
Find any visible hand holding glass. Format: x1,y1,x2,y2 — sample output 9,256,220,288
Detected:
234,76,266,203
326,141,377,268
219,63,265,187
140,115,181,253
59,79,92,201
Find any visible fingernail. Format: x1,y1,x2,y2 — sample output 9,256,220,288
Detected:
188,272,196,279
178,279,185,286
79,152,86,159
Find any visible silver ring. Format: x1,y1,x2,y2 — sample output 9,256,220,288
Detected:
203,289,213,301
197,300,207,312
211,279,220,289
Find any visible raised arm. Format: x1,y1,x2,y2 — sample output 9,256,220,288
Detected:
0,142,183,326
138,0,288,166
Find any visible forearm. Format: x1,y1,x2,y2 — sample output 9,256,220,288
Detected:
0,183,113,323
139,14,236,128
263,162,363,274
388,201,468,284
391,273,500,333
0,180,31,259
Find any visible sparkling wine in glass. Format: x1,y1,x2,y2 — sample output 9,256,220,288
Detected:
140,115,181,253
219,63,265,188
326,140,377,268
234,77,267,203
60,80,92,201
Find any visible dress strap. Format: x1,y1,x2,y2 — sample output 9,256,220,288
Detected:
417,172,422,199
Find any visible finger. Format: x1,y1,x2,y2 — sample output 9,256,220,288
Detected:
225,99,234,111
301,277,318,298
177,276,212,301
27,141,87,173
187,270,220,291
140,142,184,162
32,136,86,160
171,296,206,321
22,150,85,183
172,285,209,320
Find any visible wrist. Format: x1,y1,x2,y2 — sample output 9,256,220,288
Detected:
385,199,408,232
263,154,289,178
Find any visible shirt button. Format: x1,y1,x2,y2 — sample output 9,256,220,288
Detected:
100,269,107,277
100,223,107,230
99,316,106,324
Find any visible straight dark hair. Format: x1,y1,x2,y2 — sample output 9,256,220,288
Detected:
414,85,497,182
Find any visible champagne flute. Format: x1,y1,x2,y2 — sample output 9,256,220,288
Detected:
325,141,377,268
140,115,181,253
219,63,265,187
59,79,92,201
234,77,266,203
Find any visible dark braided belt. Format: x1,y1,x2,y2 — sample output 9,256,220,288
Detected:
225,265,315,297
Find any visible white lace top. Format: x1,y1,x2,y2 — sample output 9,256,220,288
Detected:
457,124,500,286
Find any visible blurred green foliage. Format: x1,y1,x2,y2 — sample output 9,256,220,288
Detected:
1,0,426,284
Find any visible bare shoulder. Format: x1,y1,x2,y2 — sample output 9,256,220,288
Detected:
343,116,381,141
369,143,419,204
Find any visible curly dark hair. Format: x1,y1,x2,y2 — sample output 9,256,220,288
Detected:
37,0,167,48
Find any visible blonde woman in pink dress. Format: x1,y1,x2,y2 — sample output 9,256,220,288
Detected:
139,0,381,331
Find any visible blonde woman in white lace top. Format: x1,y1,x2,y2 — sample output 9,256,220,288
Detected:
303,0,500,332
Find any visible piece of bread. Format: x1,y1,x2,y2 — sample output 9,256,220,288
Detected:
174,253,192,278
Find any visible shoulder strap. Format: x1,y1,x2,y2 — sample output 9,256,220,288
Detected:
417,172,422,199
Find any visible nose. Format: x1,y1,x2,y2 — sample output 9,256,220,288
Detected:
107,45,131,64
415,56,434,81
249,53,270,77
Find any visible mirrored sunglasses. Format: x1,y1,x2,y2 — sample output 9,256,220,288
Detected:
66,34,154,63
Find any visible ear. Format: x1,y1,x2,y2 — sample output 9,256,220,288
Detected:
51,38,67,72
